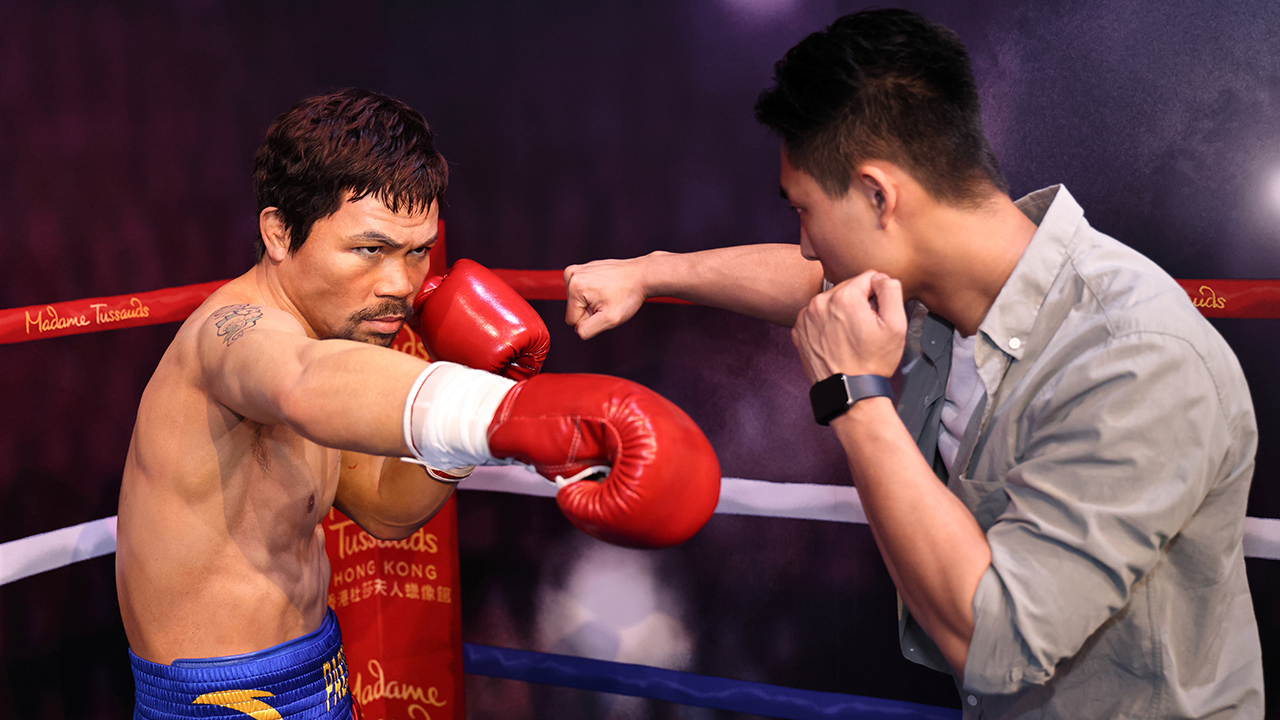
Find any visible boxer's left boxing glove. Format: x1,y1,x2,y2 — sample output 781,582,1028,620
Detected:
412,259,550,380
404,365,721,548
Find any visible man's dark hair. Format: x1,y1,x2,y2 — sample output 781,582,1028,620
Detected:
252,88,449,261
755,9,1007,205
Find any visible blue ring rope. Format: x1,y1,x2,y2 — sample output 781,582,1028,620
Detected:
462,643,960,719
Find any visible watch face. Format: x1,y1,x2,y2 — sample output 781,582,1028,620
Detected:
809,374,851,426
809,374,894,425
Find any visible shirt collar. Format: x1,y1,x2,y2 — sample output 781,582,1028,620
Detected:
976,184,1086,362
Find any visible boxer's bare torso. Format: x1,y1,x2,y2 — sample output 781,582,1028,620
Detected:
117,195,451,664
116,280,339,664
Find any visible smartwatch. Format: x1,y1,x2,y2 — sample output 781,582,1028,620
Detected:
809,373,894,426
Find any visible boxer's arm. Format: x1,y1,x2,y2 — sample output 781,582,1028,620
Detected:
565,244,824,338
197,303,426,457
334,453,454,540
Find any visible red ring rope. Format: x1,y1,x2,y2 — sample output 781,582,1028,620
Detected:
0,274,1274,345
1172,279,1280,319
0,280,229,344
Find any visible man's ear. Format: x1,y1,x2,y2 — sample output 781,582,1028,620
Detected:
855,165,896,228
259,208,291,263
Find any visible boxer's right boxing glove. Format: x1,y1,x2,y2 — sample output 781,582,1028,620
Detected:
411,259,550,380
404,364,721,549
486,374,721,549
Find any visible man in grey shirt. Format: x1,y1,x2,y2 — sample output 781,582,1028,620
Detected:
562,9,1262,719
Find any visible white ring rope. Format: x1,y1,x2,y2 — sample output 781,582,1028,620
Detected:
3,470,1278,586
1,516,119,586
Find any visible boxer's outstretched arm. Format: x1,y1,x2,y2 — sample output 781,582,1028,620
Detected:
564,244,824,339
197,304,426,458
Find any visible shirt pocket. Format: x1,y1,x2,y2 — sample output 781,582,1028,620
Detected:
954,475,1010,530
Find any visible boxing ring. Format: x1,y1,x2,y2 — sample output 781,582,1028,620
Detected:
3,262,1280,719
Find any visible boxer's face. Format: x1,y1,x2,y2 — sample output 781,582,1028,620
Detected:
780,149,896,285
281,193,438,346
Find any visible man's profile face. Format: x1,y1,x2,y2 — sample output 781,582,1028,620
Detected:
280,193,438,347
779,148,896,286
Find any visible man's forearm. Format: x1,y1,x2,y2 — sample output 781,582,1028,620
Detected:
643,244,824,327
830,396,991,678
337,453,455,541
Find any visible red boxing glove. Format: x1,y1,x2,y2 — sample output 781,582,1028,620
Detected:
412,259,550,380
486,374,721,549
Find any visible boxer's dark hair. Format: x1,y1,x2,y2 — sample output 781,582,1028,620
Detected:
754,9,1007,205
252,88,448,261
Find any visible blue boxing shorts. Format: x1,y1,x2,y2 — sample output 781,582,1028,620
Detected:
129,609,356,719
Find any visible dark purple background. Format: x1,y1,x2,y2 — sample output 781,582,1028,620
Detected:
2,1,1280,717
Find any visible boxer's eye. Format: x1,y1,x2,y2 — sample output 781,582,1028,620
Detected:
354,246,381,257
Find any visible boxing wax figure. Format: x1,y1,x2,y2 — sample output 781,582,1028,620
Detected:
115,88,720,719
563,10,1262,719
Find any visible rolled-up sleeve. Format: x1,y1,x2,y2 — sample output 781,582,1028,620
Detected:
961,330,1230,695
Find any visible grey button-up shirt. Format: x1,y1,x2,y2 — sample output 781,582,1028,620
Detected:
895,186,1262,719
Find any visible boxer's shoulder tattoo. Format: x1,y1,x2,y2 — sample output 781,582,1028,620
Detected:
210,304,264,346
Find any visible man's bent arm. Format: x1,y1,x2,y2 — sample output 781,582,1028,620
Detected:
789,273,989,678
565,244,825,338
831,397,991,678
335,453,454,540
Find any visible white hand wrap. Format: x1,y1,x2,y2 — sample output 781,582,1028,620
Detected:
402,362,517,473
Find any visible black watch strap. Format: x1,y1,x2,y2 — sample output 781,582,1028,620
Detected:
809,374,894,426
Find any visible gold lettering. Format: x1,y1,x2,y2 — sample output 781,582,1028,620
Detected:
331,519,439,560
24,306,90,335
321,647,350,711
331,563,376,586
364,561,440,580
1191,285,1227,310
324,660,334,711
90,297,151,325
351,659,448,710
392,332,431,360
